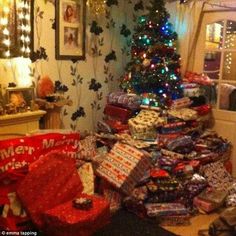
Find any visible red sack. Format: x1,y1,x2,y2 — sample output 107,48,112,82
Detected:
31,132,80,159
0,132,81,175
17,151,83,229
43,194,110,236
0,136,35,174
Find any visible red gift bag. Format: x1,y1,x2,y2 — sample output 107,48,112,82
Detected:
17,151,83,229
43,194,110,236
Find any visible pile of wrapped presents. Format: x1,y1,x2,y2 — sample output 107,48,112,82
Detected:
0,91,236,234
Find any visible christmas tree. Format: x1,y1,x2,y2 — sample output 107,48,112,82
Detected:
121,0,183,108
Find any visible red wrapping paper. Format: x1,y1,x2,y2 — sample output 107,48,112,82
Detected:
43,194,110,236
193,197,218,213
17,151,83,229
192,105,211,116
104,104,133,123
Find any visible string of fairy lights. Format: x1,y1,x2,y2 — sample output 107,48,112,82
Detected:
0,0,31,58
87,0,106,15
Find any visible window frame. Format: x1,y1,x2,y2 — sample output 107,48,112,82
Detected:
200,13,236,111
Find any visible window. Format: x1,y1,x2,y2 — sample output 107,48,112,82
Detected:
203,19,236,111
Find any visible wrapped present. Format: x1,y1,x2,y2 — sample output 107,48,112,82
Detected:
192,104,211,116
161,149,184,160
99,180,123,213
171,97,192,109
128,119,157,140
116,133,151,149
150,169,170,179
184,71,213,86
183,83,202,98
43,194,110,236
155,178,180,191
107,91,141,110
197,188,227,205
128,109,165,140
160,122,186,134
158,155,179,168
131,186,148,201
157,133,182,147
183,174,208,200
166,136,193,153
104,104,133,123
97,120,113,133
105,119,129,132
168,108,198,121
226,194,236,207
193,197,219,213
78,135,97,161
145,203,188,217
17,151,83,229
200,161,234,191
96,143,151,195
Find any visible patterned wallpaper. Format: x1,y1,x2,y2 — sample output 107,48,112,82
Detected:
0,0,147,131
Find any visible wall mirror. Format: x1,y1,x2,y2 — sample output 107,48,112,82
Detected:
0,0,33,58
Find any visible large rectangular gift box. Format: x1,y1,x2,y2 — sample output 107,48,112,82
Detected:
96,143,151,195
43,194,110,236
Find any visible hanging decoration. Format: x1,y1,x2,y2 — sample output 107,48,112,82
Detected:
0,0,31,58
87,0,106,16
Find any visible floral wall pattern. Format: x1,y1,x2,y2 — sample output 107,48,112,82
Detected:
0,0,147,132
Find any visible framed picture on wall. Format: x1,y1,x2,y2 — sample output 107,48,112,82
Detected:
55,0,86,60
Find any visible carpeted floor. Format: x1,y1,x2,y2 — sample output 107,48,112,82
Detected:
94,209,178,236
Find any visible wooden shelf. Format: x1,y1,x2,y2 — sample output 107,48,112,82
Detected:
0,110,46,139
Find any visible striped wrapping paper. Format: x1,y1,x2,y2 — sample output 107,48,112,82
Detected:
96,142,151,195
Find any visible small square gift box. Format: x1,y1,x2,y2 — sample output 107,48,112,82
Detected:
96,142,151,195
43,194,110,236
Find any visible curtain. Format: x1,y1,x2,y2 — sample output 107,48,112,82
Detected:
169,0,206,75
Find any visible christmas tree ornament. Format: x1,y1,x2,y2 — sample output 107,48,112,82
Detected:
143,59,151,67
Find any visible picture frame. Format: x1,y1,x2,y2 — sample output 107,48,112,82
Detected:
6,87,35,108
55,0,86,60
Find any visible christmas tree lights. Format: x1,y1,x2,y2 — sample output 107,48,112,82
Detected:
121,0,183,108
